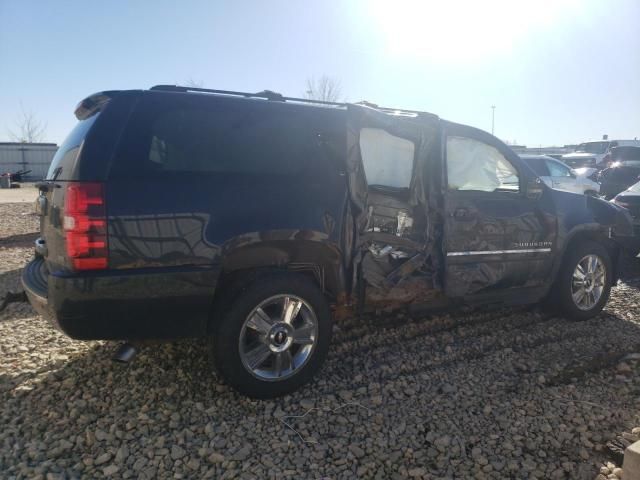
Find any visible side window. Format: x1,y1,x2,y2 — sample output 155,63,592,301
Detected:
527,159,550,177
359,128,415,188
112,98,331,178
546,160,571,177
145,108,317,175
446,136,519,193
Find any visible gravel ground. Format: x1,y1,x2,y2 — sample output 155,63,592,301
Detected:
0,184,39,204
2,201,640,479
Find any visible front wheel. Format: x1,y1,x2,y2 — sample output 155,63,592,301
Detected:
555,241,613,320
210,273,332,398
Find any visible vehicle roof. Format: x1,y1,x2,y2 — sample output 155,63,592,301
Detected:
81,85,441,121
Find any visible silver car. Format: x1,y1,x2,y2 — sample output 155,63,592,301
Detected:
520,155,600,196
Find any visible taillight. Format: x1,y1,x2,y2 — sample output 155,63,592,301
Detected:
64,182,108,270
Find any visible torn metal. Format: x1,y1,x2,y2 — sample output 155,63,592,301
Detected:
345,104,443,312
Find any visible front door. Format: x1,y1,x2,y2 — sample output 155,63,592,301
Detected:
442,123,557,299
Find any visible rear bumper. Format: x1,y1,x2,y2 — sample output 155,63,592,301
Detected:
22,257,221,340
21,257,55,322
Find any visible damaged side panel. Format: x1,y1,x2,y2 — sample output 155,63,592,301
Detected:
346,105,446,312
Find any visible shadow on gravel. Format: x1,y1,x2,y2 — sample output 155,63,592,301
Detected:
0,268,24,298
619,253,640,281
4,299,640,478
0,231,38,249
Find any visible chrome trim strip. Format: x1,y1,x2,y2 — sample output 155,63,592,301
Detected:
447,248,551,257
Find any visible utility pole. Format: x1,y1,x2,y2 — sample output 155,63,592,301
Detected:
491,105,496,136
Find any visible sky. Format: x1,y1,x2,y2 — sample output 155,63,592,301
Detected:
0,0,638,147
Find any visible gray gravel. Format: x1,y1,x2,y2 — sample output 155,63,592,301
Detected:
2,201,640,479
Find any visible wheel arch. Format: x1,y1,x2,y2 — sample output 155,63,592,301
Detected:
552,226,621,287
208,236,346,333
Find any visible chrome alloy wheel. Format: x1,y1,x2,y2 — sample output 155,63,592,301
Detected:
239,295,318,381
571,254,606,311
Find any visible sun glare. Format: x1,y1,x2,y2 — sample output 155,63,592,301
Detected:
369,0,580,62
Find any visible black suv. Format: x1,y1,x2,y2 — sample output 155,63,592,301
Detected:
23,86,640,398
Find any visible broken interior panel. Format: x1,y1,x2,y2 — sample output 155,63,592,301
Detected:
348,106,444,311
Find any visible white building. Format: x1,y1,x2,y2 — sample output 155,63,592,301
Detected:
0,142,58,181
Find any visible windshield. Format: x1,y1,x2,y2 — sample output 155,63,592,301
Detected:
575,142,609,154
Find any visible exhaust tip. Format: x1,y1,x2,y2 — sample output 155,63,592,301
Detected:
112,342,137,363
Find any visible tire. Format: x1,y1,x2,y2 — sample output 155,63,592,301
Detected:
554,241,612,321
210,272,332,398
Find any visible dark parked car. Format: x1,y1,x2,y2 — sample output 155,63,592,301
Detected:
23,86,640,397
598,148,640,199
611,145,640,163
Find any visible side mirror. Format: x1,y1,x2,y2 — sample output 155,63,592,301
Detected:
526,177,544,200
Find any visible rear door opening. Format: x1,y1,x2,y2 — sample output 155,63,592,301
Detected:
346,105,444,311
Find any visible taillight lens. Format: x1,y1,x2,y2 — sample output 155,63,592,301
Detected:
64,182,108,270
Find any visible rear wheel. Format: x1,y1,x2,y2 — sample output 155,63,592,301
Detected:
555,241,612,320
210,273,331,398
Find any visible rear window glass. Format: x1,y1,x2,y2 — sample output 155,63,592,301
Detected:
112,97,334,177
46,114,99,180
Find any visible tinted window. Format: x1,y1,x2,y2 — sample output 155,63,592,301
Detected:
447,136,519,192
112,95,337,178
546,159,571,177
359,128,415,188
46,114,99,180
524,158,549,176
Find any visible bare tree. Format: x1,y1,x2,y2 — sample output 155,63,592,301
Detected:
305,75,342,102
7,104,47,143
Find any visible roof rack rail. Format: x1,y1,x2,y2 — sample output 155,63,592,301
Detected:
149,85,438,119
150,85,346,107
